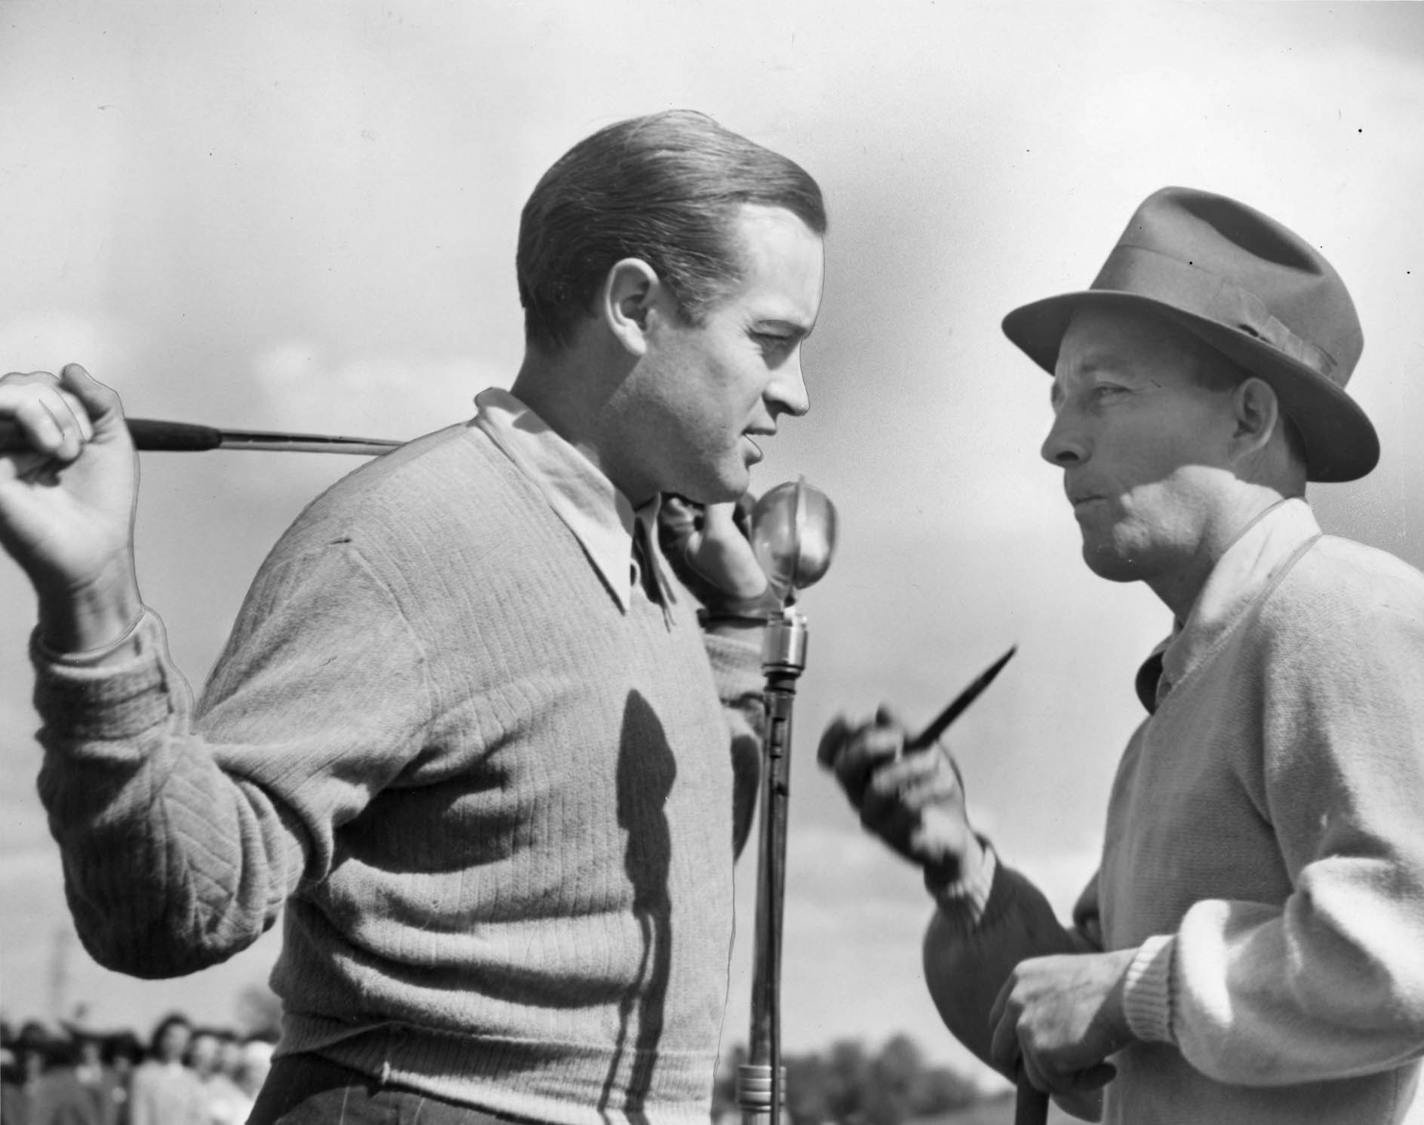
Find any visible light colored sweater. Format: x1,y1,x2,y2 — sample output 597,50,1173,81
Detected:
927,500,1424,1123
31,401,765,1125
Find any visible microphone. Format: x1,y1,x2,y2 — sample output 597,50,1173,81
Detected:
748,477,838,606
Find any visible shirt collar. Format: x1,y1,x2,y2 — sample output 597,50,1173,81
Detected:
1138,497,1322,711
471,387,673,613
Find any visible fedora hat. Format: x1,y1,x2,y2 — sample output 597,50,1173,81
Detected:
1002,186,1378,482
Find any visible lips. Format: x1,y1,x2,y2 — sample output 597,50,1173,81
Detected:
743,429,775,458
1066,482,1106,513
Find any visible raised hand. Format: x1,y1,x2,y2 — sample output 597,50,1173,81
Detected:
657,493,776,614
817,705,980,883
0,364,143,651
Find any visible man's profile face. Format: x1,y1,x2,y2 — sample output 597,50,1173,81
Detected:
1041,306,1238,587
614,203,824,504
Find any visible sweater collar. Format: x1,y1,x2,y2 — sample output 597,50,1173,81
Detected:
1136,497,1321,712
471,388,673,614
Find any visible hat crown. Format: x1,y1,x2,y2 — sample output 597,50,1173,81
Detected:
1098,187,1362,383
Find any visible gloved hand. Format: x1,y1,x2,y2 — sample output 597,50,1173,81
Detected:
817,704,981,885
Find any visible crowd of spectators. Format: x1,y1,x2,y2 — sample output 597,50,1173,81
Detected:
0,1011,275,1125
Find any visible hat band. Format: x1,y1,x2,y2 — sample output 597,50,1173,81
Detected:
1092,244,1339,380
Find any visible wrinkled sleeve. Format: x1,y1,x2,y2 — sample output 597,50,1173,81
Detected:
1122,581,1424,1085
922,846,1101,1122
33,542,433,978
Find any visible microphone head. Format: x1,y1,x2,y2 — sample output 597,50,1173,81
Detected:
750,478,837,602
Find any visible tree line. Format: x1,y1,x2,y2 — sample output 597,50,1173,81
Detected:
712,1034,985,1125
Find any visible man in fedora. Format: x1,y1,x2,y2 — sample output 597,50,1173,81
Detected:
819,187,1424,1122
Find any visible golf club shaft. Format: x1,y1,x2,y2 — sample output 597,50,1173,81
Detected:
0,417,402,456
907,644,1018,751
1015,1073,1049,1125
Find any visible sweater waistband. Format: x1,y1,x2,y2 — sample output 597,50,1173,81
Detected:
279,1014,718,1125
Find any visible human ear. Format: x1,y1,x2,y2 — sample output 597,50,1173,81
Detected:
1230,377,1282,459
600,258,662,357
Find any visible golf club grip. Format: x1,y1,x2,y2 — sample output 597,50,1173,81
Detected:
0,417,224,452
1015,1073,1049,1125
125,419,226,450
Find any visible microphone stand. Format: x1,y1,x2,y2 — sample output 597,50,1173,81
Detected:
738,480,836,1125
739,600,808,1125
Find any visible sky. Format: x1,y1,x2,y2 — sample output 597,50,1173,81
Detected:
3,0,1424,1092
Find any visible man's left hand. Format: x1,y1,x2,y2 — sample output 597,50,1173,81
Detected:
658,494,776,613
988,948,1138,1097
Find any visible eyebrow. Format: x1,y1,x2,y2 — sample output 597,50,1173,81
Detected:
1048,357,1118,408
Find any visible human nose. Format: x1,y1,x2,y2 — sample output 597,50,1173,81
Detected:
767,351,810,417
1040,405,1090,467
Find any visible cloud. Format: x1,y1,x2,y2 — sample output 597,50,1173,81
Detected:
0,312,143,384
250,341,502,437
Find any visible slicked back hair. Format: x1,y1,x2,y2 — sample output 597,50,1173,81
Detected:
517,110,826,354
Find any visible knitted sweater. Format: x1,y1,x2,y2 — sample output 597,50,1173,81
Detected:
31,412,766,1125
927,500,1424,1123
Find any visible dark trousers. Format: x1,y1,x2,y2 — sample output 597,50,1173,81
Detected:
248,1055,514,1125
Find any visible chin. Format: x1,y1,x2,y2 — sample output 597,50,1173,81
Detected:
1081,544,1148,584
684,464,751,505
665,479,744,507
705,482,750,506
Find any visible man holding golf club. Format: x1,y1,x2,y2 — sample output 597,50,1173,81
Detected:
0,110,825,1125
820,187,1424,1123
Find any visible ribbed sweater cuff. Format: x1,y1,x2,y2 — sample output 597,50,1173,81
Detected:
1123,933,1176,1044
924,839,998,934
30,610,175,742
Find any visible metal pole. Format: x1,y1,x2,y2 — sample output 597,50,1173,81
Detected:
736,477,835,1125
738,606,808,1125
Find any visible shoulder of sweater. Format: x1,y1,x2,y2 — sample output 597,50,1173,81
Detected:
1256,532,1424,643
266,422,544,556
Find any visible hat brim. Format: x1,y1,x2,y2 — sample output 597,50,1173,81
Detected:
1003,290,1379,483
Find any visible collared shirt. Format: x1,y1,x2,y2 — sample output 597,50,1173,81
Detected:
1136,497,1321,711
471,387,675,614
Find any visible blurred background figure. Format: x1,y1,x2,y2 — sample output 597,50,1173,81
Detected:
25,1013,127,1125
230,1036,274,1124
188,1028,246,1125
1,1021,61,1125
127,1014,204,1125
101,1032,144,1125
